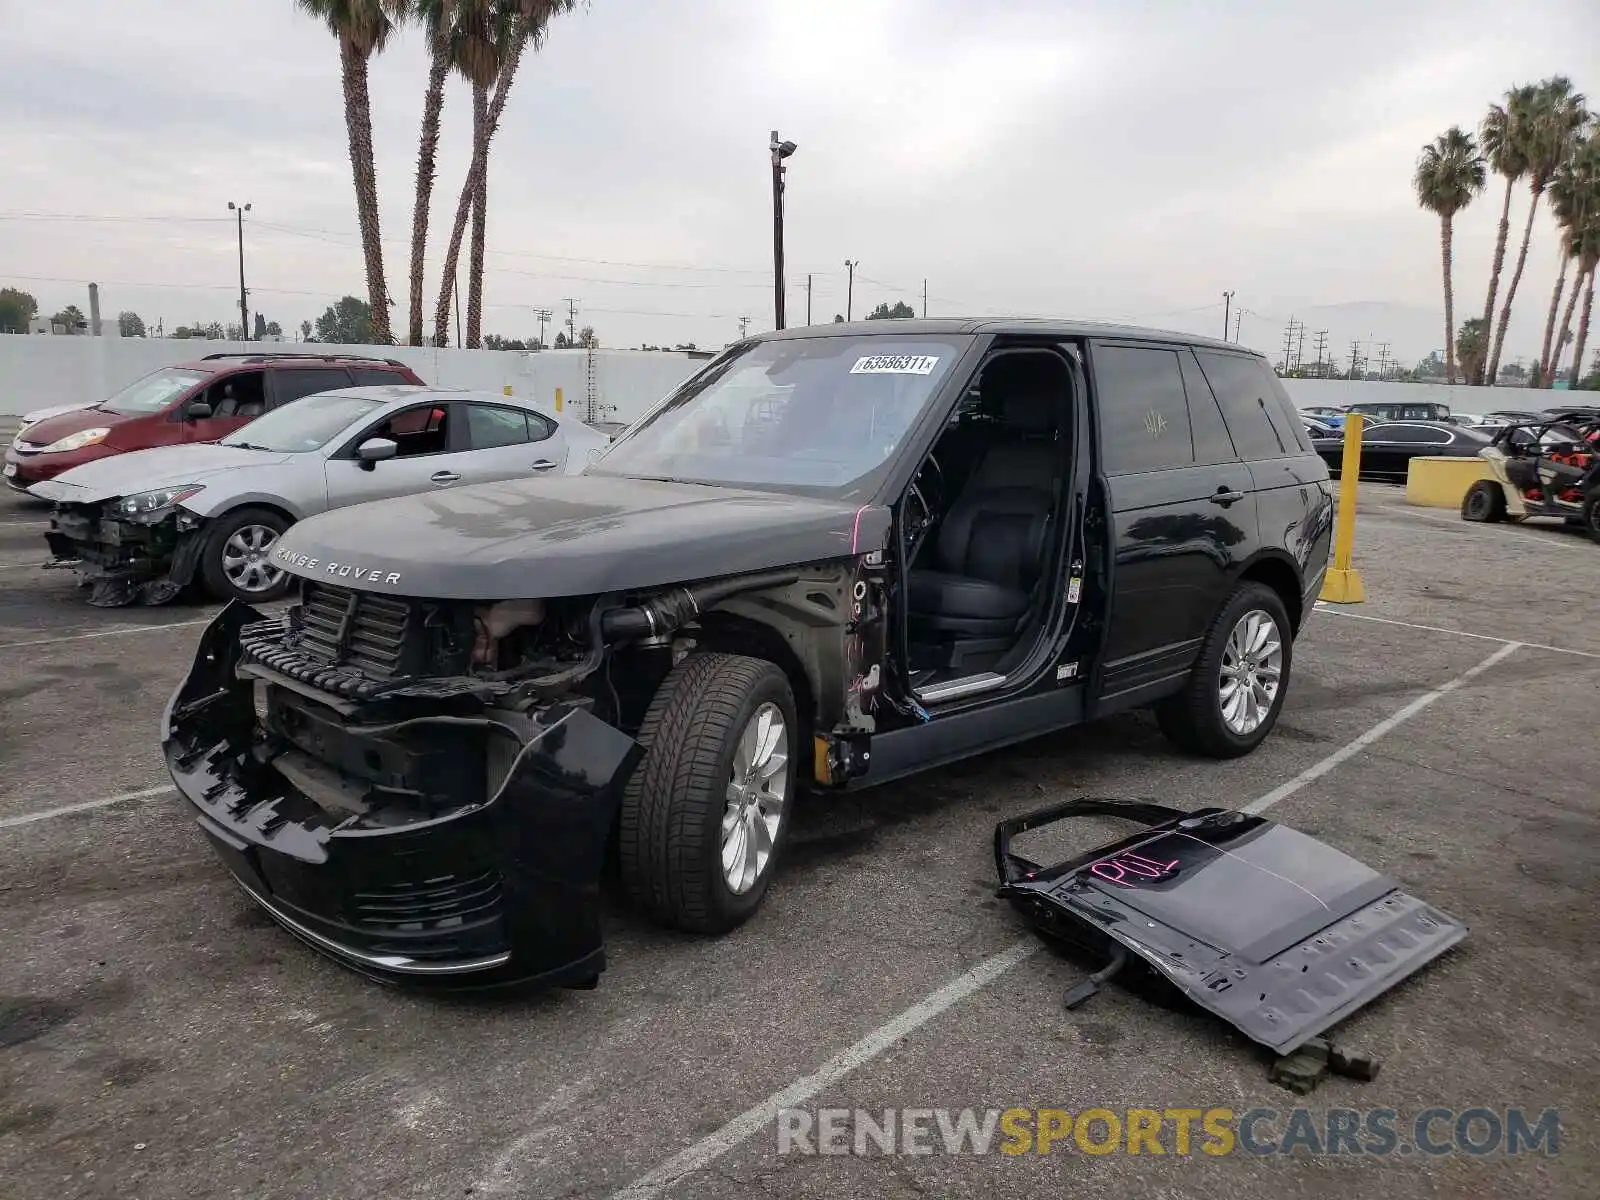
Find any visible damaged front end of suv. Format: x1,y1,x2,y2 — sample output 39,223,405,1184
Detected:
161,481,893,989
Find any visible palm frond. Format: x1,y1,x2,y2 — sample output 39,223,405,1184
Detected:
1414,126,1487,218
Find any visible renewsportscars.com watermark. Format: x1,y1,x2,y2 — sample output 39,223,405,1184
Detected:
775,1106,1562,1158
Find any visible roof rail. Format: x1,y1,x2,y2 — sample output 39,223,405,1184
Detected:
198,352,409,366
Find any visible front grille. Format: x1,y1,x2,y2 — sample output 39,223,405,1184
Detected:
297,582,413,678
348,870,504,933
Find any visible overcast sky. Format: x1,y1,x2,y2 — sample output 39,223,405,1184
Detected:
2,0,1596,366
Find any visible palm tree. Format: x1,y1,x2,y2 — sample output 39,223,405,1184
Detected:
297,0,404,345
1473,86,1535,384
432,0,576,349
1538,124,1598,384
1414,126,1486,384
1485,76,1588,385
405,0,460,346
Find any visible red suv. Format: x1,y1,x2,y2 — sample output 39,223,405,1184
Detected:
4,353,426,491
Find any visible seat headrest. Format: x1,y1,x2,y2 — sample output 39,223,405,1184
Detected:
982,356,1062,436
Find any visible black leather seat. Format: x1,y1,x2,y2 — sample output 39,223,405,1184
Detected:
908,363,1061,640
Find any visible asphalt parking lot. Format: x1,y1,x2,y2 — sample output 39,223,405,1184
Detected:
1,476,1596,1200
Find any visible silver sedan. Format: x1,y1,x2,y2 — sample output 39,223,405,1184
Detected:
29,385,610,606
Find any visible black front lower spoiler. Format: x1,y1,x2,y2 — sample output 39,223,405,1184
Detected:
995,798,1468,1056
44,525,204,607
163,600,643,992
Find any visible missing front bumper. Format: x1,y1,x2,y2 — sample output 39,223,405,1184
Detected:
44,514,202,606
163,601,642,990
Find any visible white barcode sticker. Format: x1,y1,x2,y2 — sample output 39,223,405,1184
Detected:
850,354,941,375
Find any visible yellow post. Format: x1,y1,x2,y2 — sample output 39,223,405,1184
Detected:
554,387,564,412
1319,412,1366,603
503,384,513,396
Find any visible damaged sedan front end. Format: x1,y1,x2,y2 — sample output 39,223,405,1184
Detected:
43,484,210,606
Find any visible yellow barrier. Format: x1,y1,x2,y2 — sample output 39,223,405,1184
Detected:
1404,456,1491,509
555,387,564,412
1319,412,1365,604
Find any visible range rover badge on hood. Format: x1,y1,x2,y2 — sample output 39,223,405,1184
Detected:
275,546,401,586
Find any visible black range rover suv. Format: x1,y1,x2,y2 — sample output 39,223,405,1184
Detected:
164,319,1334,989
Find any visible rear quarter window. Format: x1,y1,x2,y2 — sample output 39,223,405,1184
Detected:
1194,351,1308,458
1092,346,1195,474
352,367,409,386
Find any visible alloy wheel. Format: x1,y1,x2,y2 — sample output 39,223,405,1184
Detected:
721,701,789,895
221,524,286,594
1219,609,1283,736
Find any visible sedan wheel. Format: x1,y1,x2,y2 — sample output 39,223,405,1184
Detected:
222,524,286,595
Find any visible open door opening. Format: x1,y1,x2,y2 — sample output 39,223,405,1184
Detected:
897,348,1076,704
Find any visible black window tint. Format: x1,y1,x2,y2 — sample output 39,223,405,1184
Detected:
1262,370,1313,451
353,367,406,386
1178,350,1238,465
527,412,556,443
466,404,531,449
1093,346,1194,474
1371,425,1425,442
1194,352,1287,460
273,368,353,408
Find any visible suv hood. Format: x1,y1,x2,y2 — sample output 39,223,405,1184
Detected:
28,444,294,505
271,474,892,599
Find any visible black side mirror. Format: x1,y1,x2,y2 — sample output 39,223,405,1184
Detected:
186,401,213,420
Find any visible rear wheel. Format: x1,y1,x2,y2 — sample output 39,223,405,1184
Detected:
618,652,798,934
1157,582,1292,759
1461,480,1506,523
1582,490,1600,545
199,507,292,602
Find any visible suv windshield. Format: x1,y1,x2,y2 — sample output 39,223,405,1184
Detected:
220,392,383,453
590,335,967,496
100,367,208,416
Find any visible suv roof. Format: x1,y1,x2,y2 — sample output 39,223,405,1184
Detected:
761,317,1250,356
185,352,414,369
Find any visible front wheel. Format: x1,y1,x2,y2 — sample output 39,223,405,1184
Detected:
198,507,292,602
618,652,798,934
1157,582,1293,759
1461,480,1506,523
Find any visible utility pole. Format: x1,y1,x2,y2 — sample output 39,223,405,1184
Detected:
1347,339,1362,380
532,307,552,350
1222,291,1235,340
806,274,813,325
1312,329,1328,377
770,131,797,329
563,298,579,346
1295,322,1306,371
1232,308,1243,343
844,259,857,321
1376,342,1392,380
1280,317,1298,375
738,315,751,339
922,278,928,318
228,201,251,340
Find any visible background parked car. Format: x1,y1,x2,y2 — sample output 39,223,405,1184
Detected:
5,352,425,491
14,400,99,434
1303,415,1339,439
31,385,609,605
1344,399,1454,423
1311,420,1492,481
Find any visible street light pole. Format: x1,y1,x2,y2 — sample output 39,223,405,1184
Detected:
770,131,797,330
229,201,252,340
1222,290,1234,342
844,259,857,321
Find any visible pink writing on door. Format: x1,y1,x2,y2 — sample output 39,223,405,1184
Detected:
1089,849,1181,889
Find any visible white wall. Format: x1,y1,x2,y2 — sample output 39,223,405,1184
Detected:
1281,378,1554,414
0,334,707,421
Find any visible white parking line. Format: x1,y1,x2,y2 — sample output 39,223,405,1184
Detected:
0,618,210,651
0,784,175,831
1314,605,1600,660
601,637,1524,1200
